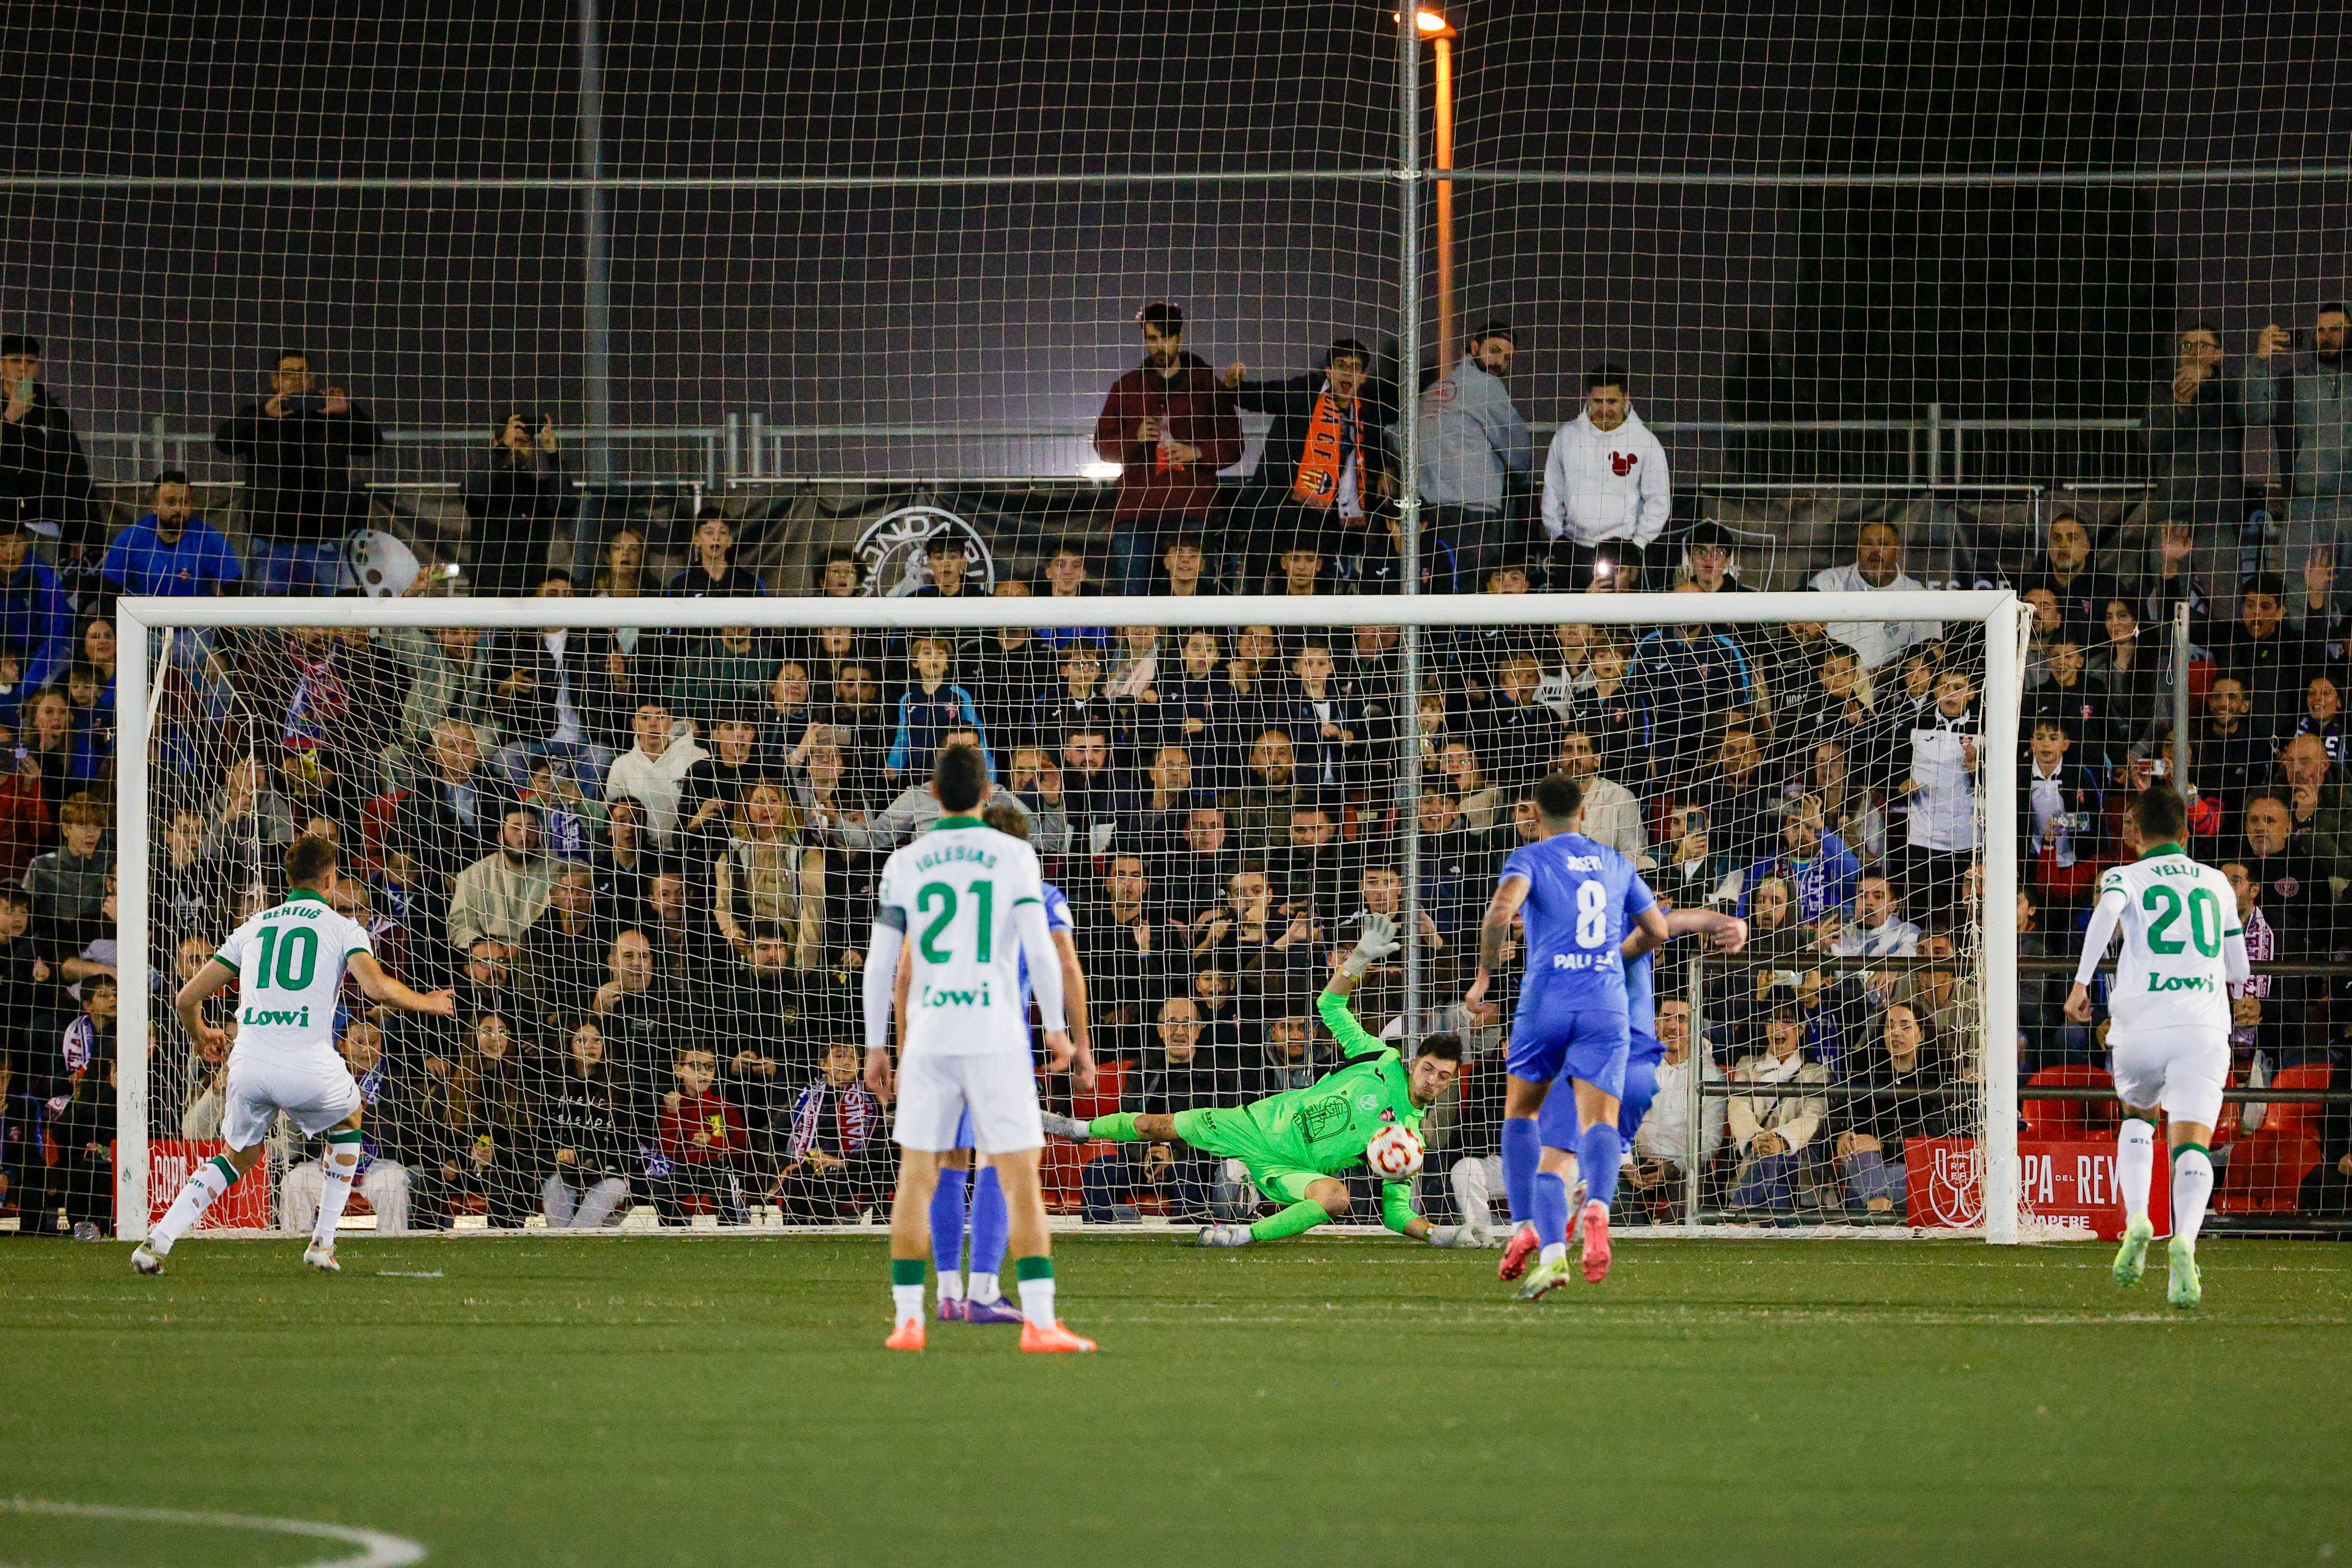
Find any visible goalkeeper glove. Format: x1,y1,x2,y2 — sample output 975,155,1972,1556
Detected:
1426,1223,1481,1248
1340,910,1400,981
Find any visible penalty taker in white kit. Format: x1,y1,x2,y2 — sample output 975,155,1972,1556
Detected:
2066,784,2247,1308
133,835,455,1275
863,744,1094,1354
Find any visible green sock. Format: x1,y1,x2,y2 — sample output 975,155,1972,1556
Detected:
1249,1199,1329,1243
1088,1113,1143,1141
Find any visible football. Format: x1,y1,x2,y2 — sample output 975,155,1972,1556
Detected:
1364,1124,1425,1180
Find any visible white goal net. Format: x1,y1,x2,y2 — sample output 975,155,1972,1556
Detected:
112,591,2024,1242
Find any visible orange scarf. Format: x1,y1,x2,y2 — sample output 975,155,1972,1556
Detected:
1291,390,1362,511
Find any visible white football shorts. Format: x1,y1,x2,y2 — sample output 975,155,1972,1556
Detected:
221,1047,363,1150
2107,1023,2230,1131
893,1049,1044,1155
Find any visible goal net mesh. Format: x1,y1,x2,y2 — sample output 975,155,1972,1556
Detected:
135,605,1990,1235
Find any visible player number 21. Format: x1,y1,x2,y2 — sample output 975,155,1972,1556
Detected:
917,879,994,964
1575,880,1610,949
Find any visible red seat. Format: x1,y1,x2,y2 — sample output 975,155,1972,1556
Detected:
2022,1065,2119,1137
1073,1059,1126,1121
2217,1065,2332,1213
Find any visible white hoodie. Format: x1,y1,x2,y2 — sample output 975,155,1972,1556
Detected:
604,728,710,849
1540,408,1670,546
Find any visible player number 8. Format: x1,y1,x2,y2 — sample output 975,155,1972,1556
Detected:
1575,880,1609,949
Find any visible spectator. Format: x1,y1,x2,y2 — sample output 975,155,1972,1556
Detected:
2196,675,2270,818
539,1017,634,1230
1655,799,1740,910
2295,673,2349,764
713,782,821,970
1554,731,1650,869
909,530,983,604
666,626,771,738
2137,325,2247,589
0,335,96,558
1276,642,1360,796
1541,364,1669,588
1475,653,1564,792
1410,320,1533,592
2022,718,2104,905
1834,875,1920,957
827,729,1029,852
604,700,709,853
48,971,116,1238
98,470,242,602
447,807,554,956
1224,337,1387,578
1034,542,1108,649
0,514,72,692
379,624,497,792
213,349,382,594
666,513,767,598
1153,531,1224,598
1414,790,1481,951
1830,1001,1958,1215
462,412,569,596
522,864,610,1028
1225,729,1302,853
1026,642,1112,755
886,635,985,779
2205,573,2312,726
1075,854,1173,1061
1625,996,1725,1221
2233,792,2335,949
280,1021,417,1236
2019,514,2124,641
1809,522,1941,672
2027,637,2113,768
589,524,653,599
484,574,619,799
391,719,501,900
1898,668,1980,916
439,1012,538,1227
2251,304,2352,576
1434,740,1502,833
1630,609,1757,781
772,1041,888,1220
0,1052,48,1228
1093,302,1241,596
1741,795,1862,926
1080,996,1238,1223
1255,1011,1330,1095
1724,999,1829,1214
655,1045,750,1226
21,796,110,960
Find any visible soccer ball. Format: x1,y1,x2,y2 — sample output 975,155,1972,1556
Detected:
1365,1124,1425,1180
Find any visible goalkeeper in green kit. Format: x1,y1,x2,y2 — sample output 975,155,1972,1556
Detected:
1041,913,1478,1246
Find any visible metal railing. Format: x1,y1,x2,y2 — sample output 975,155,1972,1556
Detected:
78,408,2147,491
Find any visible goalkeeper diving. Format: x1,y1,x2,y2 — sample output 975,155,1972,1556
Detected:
1041,912,1475,1246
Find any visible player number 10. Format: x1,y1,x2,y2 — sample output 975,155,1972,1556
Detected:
249,926,320,992
916,880,995,964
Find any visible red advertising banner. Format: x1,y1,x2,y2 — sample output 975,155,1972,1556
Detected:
141,1139,276,1233
1906,1137,2171,1241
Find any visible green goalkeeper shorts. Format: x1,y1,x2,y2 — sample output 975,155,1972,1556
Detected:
1171,1108,1323,1206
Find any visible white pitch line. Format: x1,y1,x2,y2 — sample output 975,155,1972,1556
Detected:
0,1498,426,1567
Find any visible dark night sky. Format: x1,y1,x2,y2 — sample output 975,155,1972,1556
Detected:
0,0,2343,482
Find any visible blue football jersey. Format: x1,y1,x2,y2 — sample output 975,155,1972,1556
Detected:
1625,948,1657,1043
1017,880,1074,1014
1498,833,1655,1016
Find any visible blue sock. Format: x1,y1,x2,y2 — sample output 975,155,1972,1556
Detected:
969,1166,1009,1278
1617,1056,1659,1143
1533,1171,1571,1248
1578,1120,1623,1214
1500,1117,1541,1224
930,1167,968,1280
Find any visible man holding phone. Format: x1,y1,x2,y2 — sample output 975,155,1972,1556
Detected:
214,350,383,595
2251,304,2352,577
0,334,98,558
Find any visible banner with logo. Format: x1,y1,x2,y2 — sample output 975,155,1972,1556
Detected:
1906,1136,2171,1240
140,1140,275,1233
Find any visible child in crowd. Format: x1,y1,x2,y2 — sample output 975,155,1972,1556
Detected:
656,1047,750,1226
53,973,117,1240
884,635,984,779
772,1042,886,1220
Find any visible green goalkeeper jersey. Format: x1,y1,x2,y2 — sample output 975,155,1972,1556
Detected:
1238,990,1423,1228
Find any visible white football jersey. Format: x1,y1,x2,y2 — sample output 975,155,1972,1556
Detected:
216,890,373,1055
877,816,1046,1057
2087,848,2242,1035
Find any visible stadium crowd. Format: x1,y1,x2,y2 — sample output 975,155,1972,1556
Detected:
2,301,2351,1236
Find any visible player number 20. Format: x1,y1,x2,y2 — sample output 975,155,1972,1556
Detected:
916,879,995,963
248,926,319,992
2141,883,2222,958
1575,880,1610,949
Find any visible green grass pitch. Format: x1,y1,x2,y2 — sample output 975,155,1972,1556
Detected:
2,1236,2347,1568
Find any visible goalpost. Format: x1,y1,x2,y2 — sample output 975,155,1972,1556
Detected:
113,590,2026,1245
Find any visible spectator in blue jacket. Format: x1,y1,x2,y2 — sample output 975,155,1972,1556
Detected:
1741,794,1862,925
0,514,72,692
1629,602,1756,778
1408,320,1533,592
99,471,243,602
885,634,986,778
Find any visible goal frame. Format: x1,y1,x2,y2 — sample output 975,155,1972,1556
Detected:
113,589,2027,1243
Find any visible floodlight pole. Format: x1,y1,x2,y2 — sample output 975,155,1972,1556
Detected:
579,0,615,485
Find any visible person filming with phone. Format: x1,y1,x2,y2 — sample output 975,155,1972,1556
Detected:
0,333,99,565
214,349,383,596
462,410,570,597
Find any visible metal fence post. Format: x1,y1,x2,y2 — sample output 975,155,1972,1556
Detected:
2172,601,2192,787
1398,7,1425,1043
1685,948,1706,1230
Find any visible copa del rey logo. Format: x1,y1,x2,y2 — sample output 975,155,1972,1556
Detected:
1610,450,1639,477
1922,1140,1983,1227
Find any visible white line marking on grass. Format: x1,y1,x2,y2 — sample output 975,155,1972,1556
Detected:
0,1498,426,1566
